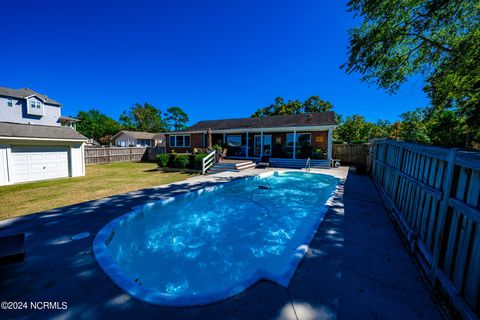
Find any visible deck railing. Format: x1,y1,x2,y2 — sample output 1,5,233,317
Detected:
369,139,480,320
202,150,216,175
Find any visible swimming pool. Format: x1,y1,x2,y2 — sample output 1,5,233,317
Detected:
93,171,339,306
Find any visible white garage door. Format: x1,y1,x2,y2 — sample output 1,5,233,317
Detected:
10,146,70,183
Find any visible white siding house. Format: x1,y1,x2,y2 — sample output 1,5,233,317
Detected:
0,87,87,185
112,131,165,147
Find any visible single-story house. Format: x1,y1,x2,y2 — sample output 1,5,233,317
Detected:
111,130,165,147
164,112,338,164
0,122,87,185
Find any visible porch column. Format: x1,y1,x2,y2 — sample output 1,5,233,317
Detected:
223,132,226,145
327,127,333,160
260,131,264,158
293,129,296,159
246,131,249,158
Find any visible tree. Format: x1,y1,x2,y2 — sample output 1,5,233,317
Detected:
120,102,168,132
343,0,479,145
389,121,402,140
76,109,121,144
335,114,372,143
370,119,392,138
398,108,430,144
425,107,466,147
165,106,189,131
251,96,334,117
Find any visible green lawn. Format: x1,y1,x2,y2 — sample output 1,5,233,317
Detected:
0,162,195,221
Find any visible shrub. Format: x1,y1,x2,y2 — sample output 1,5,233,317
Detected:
156,153,169,167
194,153,208,169
333,139,345,144
351,140,367,144
174,155,190,169
212,144,223,153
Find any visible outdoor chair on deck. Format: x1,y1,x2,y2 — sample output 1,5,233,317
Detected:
217,148,227,162
256,156,270,169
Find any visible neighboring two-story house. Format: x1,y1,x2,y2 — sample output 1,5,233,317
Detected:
0,87,87,185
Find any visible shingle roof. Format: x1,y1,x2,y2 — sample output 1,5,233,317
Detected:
0,87,62,106
113,130,165,140
174,112,337,132
59,116,79,121
0,122,87,141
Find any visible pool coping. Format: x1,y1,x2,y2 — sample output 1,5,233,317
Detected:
93,170,341,307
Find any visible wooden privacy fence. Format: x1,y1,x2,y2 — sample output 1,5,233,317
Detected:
369,139,480,319
85,147,148,165
333,143,369,165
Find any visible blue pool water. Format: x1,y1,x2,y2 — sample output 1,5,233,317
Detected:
94,171,339,306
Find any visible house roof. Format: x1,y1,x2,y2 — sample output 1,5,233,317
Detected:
0,87,62,106
0,122,87,141
112,130,165,140
171,112,337,133
59,116,79,122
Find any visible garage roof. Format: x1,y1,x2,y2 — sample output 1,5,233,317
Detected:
0,122,87,141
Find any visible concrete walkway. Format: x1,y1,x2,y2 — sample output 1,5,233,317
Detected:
0,167,444,320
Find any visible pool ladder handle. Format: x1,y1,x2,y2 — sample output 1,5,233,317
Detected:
305,157,311,172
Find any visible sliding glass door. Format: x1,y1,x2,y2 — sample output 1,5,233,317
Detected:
254,135,272,156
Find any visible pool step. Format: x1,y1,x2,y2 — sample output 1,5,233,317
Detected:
269,158,330,169
208,161,256,174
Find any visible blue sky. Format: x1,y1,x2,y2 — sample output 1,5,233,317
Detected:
1,0,428,125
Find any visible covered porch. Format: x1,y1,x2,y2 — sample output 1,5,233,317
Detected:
207,127,334,161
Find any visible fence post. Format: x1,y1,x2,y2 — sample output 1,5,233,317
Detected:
107,147,111,164
130,147,133,161
429,148,457,284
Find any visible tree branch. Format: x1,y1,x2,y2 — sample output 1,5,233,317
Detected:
405,33,452,52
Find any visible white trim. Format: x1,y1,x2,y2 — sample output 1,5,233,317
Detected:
165,125,337,135
23,94,46,102
292,130,296,159
0,136,87,142
327,128,333,160
210,126,336,134
260,132,263,157
245,131,249,158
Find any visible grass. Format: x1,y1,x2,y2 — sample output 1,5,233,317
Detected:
0,162,196,221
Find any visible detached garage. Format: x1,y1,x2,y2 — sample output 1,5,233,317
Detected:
0,122,87,186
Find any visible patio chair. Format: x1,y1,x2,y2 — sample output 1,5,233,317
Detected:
216,148,228,162
256,156,270,169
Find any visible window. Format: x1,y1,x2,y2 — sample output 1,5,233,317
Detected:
7,98,13,107
286,133,311,158
169,135,191,147
30,100,41,109
254,135,272,156
226,135,241,147
137,139,152,147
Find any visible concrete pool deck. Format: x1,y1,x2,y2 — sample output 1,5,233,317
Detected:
0,167,445,319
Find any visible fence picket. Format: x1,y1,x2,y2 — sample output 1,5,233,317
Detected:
369,141,479,319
